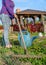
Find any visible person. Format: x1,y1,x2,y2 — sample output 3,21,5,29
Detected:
0,0,17,48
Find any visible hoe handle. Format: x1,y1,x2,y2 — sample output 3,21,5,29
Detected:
16,18,27,54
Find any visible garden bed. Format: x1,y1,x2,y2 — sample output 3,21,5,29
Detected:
0,32,46,65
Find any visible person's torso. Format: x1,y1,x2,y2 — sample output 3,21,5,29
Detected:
0,0,14,19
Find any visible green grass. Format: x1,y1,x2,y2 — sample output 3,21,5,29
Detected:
0,32,46,65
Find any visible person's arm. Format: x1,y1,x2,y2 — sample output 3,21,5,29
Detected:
4,0,14,16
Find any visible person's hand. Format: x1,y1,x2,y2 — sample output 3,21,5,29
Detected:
14,14,18,19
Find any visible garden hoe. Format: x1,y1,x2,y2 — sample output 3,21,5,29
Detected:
16,18,27,54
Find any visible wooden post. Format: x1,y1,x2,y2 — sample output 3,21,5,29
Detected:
41,14,44,22
41,14,46,36
20,16,24,25
34,16,38,24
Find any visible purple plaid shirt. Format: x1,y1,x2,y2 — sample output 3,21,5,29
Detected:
0,0,14,19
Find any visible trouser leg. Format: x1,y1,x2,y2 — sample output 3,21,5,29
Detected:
1,14,11,46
